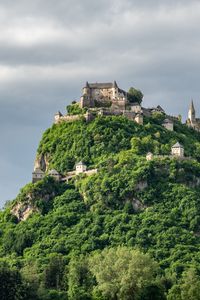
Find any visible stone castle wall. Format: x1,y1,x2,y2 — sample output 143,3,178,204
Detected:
55,114,83,124
90,87,114,101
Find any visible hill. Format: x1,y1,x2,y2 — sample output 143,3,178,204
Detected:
1,113,200,299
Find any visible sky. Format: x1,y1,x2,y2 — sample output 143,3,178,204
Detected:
0,0,200,207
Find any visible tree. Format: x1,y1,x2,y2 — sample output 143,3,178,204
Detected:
0,262,27,300
167,268,200,300
181,268,200,300
89,246,163,300
43,254,65,290
127,87,143,104
67,255,93,300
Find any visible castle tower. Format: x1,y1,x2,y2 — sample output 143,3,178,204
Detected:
83,81,90,95
112,80,118,99
80,82,93,108
188,100,196,124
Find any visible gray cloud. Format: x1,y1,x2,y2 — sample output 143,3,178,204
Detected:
0,0,200,206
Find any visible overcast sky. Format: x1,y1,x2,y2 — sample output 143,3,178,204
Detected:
0,0,200,207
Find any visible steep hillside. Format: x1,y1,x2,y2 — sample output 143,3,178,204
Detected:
1,114,200,299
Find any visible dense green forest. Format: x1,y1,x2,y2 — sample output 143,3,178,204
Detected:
1,114,200,299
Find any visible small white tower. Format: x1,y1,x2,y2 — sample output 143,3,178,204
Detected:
75,161,87,174
171,142,184,157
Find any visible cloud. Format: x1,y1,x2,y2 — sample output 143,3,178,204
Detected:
0,0,200,206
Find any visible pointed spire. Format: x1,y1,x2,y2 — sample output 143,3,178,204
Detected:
113,81,118,88
188,99,196,123
190,99,195,112
85,81,89,88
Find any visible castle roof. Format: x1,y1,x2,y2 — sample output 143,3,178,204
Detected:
32,168,44,174
156,105,165,113
163,118,173,124
171,142,184,149
48,169,60,175
87,82,115,89
76,161,86,166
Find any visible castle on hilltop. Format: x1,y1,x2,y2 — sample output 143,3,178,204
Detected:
80,81,128,110
54,81,183,128
186,100,200,131
55,81,145,125
33,81,200,183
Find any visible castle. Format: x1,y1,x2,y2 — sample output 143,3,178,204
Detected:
32,82,200,183
186,100,200,131
80,81,128,110
55,81,145,125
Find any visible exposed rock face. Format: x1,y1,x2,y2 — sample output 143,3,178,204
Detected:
188,177,200,188
11,190,56,221
11,202,38,221
132,198,146,212
135,181,148,191
34,153,50,172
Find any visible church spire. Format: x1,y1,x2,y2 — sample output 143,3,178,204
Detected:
190,99,195,112
188,99,196,123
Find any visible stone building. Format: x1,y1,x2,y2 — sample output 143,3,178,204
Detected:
76,161,87,174
162,118,174,131
130,103,142,113
80,81,127,110
186,100,200,131
32,168,45,183
171,142,184,157
48,169,61,181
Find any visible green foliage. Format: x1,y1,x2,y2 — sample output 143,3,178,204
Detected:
0,262,28,300
127,87,143,104
89,247,163,300
167,268,200,300
68,255,93,300
66,103,86,115
1,114,200,298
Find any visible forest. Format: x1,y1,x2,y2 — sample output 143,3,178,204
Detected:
1,113,200,299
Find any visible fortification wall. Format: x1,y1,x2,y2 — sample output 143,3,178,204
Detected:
55,114,83,124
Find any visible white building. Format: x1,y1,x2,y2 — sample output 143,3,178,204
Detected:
171,142,184,157
76,161,87,174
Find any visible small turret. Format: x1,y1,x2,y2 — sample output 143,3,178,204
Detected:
54,111,63,124
83,82,90,95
